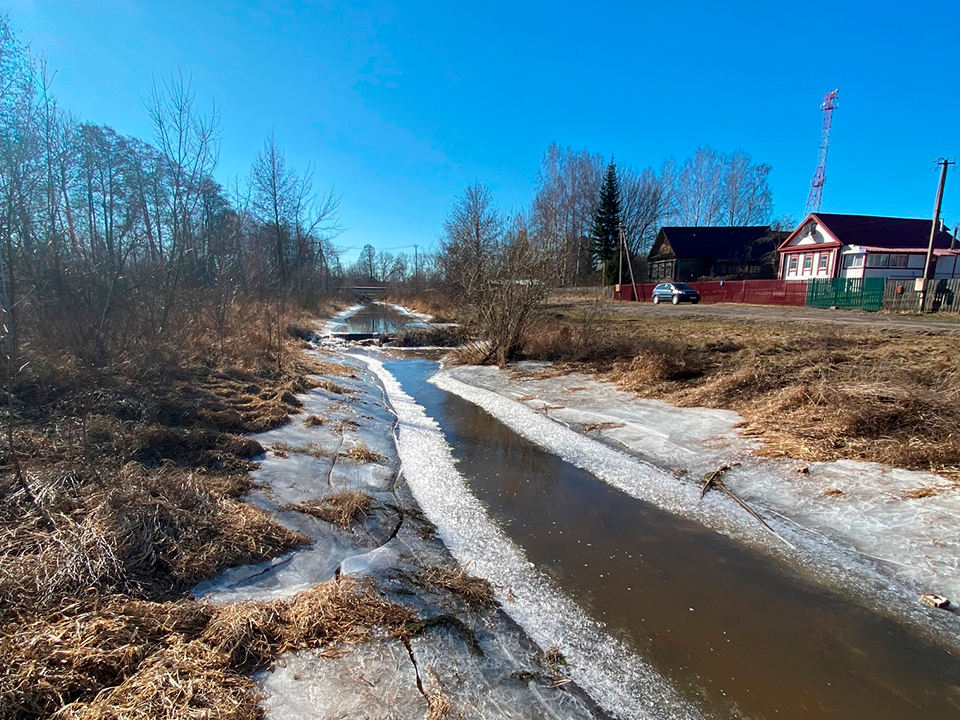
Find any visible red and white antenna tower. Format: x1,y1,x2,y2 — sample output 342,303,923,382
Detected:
804,88,840,216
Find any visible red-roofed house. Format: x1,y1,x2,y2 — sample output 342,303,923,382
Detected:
778,213,960,281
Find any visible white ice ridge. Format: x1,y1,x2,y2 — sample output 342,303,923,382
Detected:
430,365,960,653
355,354,704,720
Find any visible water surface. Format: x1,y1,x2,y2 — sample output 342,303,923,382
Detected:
386,355,960,719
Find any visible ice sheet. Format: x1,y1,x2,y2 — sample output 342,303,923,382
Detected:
194,353,401,602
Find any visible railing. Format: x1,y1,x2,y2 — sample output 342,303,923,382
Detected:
614,280,808,306
611,277,960,313
882,278,960,313
806,278,884,311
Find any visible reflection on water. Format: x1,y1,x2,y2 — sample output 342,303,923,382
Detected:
333,304,426,334
387,357,960,720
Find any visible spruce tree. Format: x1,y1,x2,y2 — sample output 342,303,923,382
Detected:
590,160,623,285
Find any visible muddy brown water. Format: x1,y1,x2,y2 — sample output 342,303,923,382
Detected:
385,356,960,719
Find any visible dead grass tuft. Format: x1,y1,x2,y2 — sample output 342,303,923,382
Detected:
418,564,497,608
896,487,943,500
303,414,327,427
281,490,374,530
346,443,386,463
582,421,626,433
53,640,260,720
2,578,412,720
312,378,351,395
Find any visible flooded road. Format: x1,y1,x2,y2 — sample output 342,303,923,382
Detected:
383,355,960,719
331,303,426,335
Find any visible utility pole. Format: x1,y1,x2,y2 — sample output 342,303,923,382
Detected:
918,159,954,312
413,244,419,290
619,225,639,302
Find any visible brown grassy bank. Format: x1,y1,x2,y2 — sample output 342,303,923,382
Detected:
521,305,960,478
0,301,398,718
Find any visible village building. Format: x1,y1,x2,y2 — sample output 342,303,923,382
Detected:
777,213,960,281
647,226,783,282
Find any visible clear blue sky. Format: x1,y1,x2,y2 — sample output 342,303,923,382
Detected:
5,0,958,263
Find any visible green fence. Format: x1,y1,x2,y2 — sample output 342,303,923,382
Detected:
806,278,885,311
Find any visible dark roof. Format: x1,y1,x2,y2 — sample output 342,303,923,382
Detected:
650,226,781,262
809,213,953,250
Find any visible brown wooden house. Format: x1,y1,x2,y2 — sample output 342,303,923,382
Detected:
648,226,784,282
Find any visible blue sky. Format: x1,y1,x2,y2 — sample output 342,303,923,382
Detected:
4,0,958,262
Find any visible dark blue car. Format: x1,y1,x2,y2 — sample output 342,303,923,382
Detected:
651,282,700,305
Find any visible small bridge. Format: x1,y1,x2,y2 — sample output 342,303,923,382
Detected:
347,285,390,301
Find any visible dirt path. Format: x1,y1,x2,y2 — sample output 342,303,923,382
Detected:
599,301,960,335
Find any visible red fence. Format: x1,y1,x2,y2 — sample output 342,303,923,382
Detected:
614,280,809,306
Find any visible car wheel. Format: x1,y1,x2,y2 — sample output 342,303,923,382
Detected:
672,295,679,305
652,296,660,305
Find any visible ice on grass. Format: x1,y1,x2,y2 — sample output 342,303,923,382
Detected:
194,353,401,603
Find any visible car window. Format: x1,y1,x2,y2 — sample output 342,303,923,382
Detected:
674,283,694,290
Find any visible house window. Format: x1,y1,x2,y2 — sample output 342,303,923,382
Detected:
888,254,909,268
866,254,889,268
802,256,813,271
788,256,798,272
843,254,864,268
818,254,829,271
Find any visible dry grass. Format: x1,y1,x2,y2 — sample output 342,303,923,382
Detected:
895,487,944,500
1,578,412,720
582,421,626,433
303,414,327,427
424,667,453,720
523,310,960,478
386,291,457,323
281,490,374,530
311,378,351,394
345,443,387,463
0,299,368,718
418,564,497,608
272,441,328,458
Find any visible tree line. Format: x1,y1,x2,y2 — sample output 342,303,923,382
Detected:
437,142,777,363
0,16,342,371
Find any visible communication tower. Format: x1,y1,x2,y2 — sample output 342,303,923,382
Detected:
804,89,840,216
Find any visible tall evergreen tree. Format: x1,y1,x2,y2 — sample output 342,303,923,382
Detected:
590,159,623,284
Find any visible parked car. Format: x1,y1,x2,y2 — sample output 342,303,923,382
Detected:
651,282,700,305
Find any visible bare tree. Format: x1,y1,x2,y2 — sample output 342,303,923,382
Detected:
250,132,297,287
620,165,668,257
530,143,603,285
145,69,220,331
722,150,772,225
440,184,551,366
667,146,772,227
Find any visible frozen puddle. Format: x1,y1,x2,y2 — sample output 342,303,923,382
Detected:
435,363,960,652
358,354,704,720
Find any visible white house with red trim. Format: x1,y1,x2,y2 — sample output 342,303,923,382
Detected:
778,213,960,281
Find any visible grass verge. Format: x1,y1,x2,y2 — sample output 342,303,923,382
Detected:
521,305,960,478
